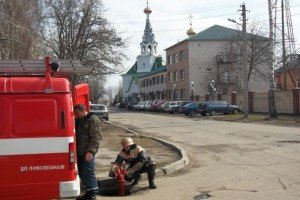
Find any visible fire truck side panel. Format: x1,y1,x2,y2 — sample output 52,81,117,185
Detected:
0,77,80,199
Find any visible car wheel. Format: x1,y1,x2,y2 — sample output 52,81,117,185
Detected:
210,111,216,116
233,109,239,114
200,112,206,116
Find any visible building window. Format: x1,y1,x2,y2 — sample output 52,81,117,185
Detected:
160,75,164,84
169,90,172,99
180,89,185,99
168,72,173,82
172,54,176,64
180,69,185,80
142,79,145,87
149,79,152,86
152,77,156,85
146,79,148,87
179,50,184,62
175,53,178,63
174,71,178,81
167,55,171,65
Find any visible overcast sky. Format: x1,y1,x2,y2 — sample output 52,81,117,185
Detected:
102,0,300,88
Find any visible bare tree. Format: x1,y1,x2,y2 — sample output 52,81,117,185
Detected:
224,23,272,98
88,78,106,104
40,0,127,84
0,0,41,59
228,23,272,92
112,82,123,106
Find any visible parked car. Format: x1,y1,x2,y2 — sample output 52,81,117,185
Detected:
126,102,139,110
151,100,167,112
133,102,145,111
90,104,109,120
148,100,160,111
182,102,200,116
141,101,152,111
157,101,169,112
163,101,182,113
176,101,196,114
198,101,241,116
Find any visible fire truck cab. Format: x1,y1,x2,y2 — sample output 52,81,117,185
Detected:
0,57,90,199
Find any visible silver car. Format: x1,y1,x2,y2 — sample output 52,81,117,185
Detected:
90,104,109,121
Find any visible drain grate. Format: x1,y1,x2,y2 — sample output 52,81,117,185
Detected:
278,140,300,144
194,191,211,199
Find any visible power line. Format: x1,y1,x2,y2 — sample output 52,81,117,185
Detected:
106,2,266,19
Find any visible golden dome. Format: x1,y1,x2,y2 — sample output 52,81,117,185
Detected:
144,6,152,14
186,27,196,36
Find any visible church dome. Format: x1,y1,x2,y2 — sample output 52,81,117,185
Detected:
186,27,196,36
144,6,152,14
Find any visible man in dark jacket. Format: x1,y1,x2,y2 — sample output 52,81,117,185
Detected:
74,104,102,200
109,137,157,189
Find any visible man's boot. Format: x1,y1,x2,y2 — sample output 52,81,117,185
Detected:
76,190,97,200
148,174,157,189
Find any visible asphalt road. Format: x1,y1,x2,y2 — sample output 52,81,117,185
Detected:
100,111,300,200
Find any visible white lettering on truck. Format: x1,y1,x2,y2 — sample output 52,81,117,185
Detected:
20,165,65,172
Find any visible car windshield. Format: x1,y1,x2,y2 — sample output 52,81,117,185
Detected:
90,105,105,110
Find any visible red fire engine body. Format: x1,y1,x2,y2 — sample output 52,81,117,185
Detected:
0,57,90,200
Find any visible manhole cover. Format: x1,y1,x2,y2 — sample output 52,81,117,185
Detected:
278,140,300,144
194,191,211,199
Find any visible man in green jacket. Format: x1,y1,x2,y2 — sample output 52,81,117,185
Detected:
74,104,102,200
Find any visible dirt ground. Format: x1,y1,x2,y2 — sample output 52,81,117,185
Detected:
94,122,181,178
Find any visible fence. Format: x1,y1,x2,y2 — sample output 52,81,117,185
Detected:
226,89,300,115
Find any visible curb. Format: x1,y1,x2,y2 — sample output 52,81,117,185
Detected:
104,121,189,175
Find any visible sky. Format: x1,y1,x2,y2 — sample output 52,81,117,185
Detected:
102,0,300,89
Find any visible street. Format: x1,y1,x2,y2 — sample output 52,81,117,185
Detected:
101,111,300,200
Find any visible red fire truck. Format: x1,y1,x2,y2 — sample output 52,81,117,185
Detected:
0,57,90,199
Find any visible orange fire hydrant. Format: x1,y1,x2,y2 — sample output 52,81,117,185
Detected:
113,164,127,196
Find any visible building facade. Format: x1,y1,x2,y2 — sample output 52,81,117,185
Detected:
165,25,271,101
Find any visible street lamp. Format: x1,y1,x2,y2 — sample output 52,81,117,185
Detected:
209,80,216,101
173,84,176,101
190,82,194,101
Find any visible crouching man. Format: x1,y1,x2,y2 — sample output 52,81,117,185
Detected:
109,137,157,189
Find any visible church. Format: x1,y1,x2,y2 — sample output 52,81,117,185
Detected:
121,1,165,103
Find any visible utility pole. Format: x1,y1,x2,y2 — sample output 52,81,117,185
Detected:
281,0,287,90
268,0,278,118
241,3,248,118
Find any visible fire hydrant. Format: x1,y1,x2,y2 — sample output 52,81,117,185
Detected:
113,164,127,196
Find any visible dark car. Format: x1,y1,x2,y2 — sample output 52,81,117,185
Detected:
182,102,200,116
198,101,241,116
177,101,196,114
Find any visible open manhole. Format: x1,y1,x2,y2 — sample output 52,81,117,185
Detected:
278,140,300,144
194,191,211,199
